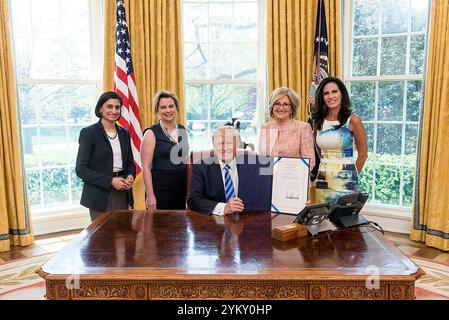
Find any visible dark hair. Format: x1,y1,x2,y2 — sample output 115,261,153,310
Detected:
311,77,352,131
94,91,123,119
152,89,180,113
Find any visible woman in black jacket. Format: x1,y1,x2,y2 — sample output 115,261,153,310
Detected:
76,91,136,221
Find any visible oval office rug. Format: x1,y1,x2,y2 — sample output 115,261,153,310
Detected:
0,253,448,300
0,253,54,300
411,256,449,300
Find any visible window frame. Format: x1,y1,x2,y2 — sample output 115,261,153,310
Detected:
9,0,104,219
181,0,267,151
342,0,430,218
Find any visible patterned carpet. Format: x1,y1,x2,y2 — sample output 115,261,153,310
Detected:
0,253,53,300
0,254,448,300
411,257,449,300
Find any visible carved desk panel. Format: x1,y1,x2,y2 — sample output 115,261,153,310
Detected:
38,210,423,300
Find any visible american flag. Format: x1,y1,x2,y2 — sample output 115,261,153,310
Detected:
313,0,330,86
114,0,143,174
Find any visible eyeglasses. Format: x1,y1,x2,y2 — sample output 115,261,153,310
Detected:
273,102,291,109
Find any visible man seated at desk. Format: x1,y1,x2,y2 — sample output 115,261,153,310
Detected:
188,126,245,215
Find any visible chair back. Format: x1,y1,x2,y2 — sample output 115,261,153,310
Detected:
186,150,214,201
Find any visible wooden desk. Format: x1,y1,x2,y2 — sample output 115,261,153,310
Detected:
38,210,423,300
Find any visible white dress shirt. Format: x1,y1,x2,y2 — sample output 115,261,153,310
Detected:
108,135,123,172
212,158,239,216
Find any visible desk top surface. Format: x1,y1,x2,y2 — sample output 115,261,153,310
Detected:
40,210,420,280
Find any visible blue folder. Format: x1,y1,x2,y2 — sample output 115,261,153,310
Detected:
238,155,274,212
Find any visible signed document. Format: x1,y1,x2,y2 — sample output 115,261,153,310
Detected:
271,157,310,214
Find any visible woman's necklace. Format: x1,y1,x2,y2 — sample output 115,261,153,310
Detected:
160,120,178,143
106,130,118,140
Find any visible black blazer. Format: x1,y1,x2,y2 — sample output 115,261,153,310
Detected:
75,120,136,211
187,156,241,215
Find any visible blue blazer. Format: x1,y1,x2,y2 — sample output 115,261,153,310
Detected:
75,120,136,211
187,156,241,215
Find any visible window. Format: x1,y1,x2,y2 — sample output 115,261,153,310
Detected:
344,0,429,208
182,0,266,151
10,0,102,215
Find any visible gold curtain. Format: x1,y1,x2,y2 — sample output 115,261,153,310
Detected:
267,0,341,121
103,0,185,210
0,0,34,252
410,0,449,251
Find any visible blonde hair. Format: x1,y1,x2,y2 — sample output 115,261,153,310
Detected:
152,89,180,113
268,87,299,119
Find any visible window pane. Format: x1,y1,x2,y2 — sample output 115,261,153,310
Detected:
210,84,233,120
68,126,84,163
70,167,83,204
378,81,404,121
238,121,257,150
353,0,379,36
11,0,93,81
352,38,378,76
211,121,228,133
188,121,211,151
405,124,418,156
13,38,33,79
234,85,257,121
31,0,62,38
10,0,32,38
66,85,97,124
358,162,373,198
209,3,232,42
374,165,401,205
406,81,422,122
382,0,408,34
40,127,68,167
63,40,91,79
17,84,37,125
234,43,257,79
31,39,63,78
183,3,208,42
186,84,209,120
38,85,65,125
380,36,406,75
411,0,428,32
42,168,69,208
61,0,90,41
22,127,38,168
184,43,209,80
349,81,375,121
377,124,402,157
364,123,374,153
402,166,415,207
234,3,258,41
26,170,41,208
209,43,232,79
409,34,425,75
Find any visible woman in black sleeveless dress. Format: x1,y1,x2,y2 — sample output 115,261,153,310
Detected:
141,90,189,210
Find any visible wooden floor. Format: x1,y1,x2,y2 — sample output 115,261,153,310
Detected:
0,230,81,263
1,229,449,264
383,231,449,264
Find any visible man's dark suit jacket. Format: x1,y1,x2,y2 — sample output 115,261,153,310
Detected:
75,120,136,211
187,156,241,215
